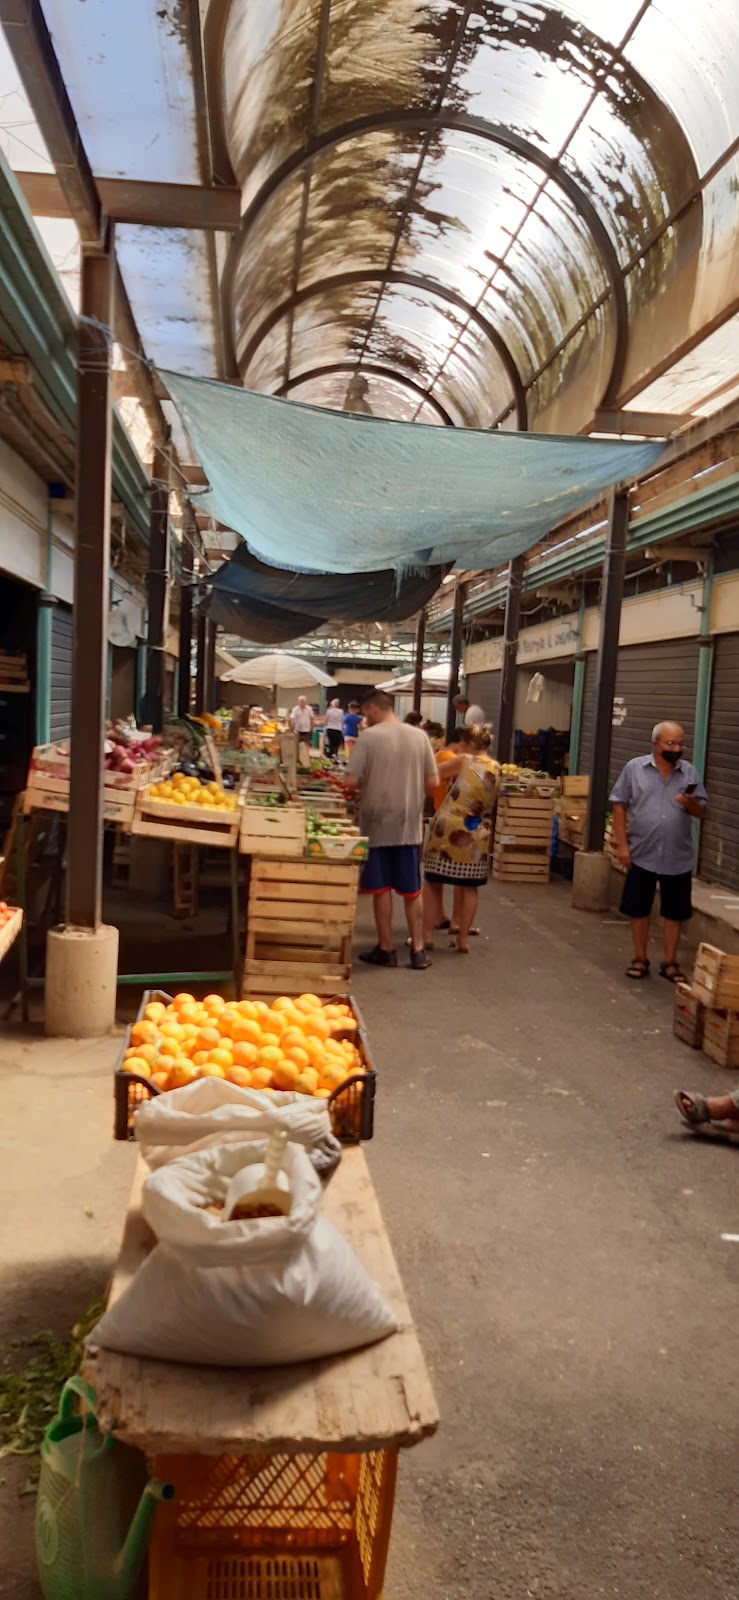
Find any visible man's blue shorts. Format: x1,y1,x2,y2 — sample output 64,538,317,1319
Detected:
360,844,422,898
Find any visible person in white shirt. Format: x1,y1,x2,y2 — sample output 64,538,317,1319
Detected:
289,695,314,765
323,698,345,761
453,693,485,728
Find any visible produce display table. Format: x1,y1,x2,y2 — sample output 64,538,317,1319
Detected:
84,1149,439,1599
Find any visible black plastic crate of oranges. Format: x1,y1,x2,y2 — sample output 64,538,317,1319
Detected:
113,989,376,1144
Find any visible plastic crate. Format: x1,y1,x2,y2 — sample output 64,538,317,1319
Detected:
114,990,376,1144
147,1448,397,1600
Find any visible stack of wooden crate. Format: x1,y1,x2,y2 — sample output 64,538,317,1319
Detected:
556,775,589,850
244,856,359,997
492,793,554,884
689,942,739,1069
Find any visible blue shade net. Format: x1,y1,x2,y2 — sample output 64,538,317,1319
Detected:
161,371,664,578
206,543,450,643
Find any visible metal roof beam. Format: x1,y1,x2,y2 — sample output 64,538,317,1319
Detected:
14,170,241,231
276,361,455,425
231,268,527,429
225,108,627,420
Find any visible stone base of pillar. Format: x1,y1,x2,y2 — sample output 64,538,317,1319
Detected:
45,923,119,1037
572,851,612,912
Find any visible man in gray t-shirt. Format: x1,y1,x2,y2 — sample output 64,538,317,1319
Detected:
346,691,438,970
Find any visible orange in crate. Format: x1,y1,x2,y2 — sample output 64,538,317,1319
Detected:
148,1448,398,1600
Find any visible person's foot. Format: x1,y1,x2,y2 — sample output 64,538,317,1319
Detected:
409,948,431,970
359,945,398,967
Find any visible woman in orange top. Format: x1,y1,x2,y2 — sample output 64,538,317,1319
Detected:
425,727,477,938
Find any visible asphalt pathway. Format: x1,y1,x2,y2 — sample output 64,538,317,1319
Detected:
0,879,735,1597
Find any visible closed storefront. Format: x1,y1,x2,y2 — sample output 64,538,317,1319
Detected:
579,638,699,787
50,603,73,742
699,633,739,891
465,669,501,726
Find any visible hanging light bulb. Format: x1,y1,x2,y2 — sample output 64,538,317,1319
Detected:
343,374,374,415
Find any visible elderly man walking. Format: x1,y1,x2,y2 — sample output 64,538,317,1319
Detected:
610,720,707,982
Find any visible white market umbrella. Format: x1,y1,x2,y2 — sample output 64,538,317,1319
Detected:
221,651,337,712
376,662,451,694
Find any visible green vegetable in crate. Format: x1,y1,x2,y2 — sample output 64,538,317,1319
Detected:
35,1377,174,1600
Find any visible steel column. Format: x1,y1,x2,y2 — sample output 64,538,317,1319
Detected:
567,591,587,775
66,235,114,929
177,543,194,718
206,621,217,713
142,444,170,732
444,583,465,743
495,555,524,765
135,639,146,723
584,489,629,853
691,558,714,867
195,611,207,714
413,608,427,714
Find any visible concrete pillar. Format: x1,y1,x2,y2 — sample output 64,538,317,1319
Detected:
45,923,119,1036
572,851,612,912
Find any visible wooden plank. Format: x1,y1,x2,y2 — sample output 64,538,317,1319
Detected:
249,917,354,940
249,896,356,921
251,883,357,906
84,1151,438,1456
252,861,358,887
131,818,239,849
252,944,348,965
245,958,351,980
246,973,351,997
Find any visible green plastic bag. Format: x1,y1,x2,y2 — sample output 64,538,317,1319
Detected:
35,1375,173,1600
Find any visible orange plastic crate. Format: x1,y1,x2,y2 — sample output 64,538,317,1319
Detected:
148,1448,398,1600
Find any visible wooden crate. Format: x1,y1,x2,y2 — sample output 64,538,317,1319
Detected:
132,792,240,849
240,801,306,857
493,796,553,882
702,1009,739,1069
23,771,140,829
244,857,359,996
691,942,739,1010
562,775,590,798
673,982,705,1049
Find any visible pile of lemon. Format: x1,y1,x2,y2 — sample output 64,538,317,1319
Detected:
147,773,237,810
122,991,364,1099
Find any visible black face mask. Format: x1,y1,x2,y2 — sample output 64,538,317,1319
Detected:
661,748,683,765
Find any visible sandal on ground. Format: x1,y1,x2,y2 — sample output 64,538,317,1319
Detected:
674,1091,739,1144
449,926,481,937
626,957,650,980
674,1090,710,1126
659,961,686,983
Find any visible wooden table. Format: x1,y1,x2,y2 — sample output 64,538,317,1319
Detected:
84,1148,439,1599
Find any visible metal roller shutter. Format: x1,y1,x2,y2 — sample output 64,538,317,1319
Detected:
577,639,699,788
699,634,739,891
50,604,73,742
465,669,501,728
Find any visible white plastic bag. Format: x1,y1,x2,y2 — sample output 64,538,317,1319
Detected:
134,1078,342,1178
91,1142,396,1366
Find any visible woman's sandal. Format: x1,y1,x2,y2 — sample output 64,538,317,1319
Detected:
659,961,686,983
626,957,650,979
674,1090,739,1144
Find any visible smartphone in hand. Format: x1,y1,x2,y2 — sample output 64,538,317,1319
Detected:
683,782,697,796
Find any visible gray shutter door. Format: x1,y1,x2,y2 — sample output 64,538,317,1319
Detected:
50,604,73,742
577,638,699,789
465,669,501,728
699,633,739,891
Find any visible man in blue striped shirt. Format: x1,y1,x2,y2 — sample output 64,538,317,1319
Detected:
610,721,708,983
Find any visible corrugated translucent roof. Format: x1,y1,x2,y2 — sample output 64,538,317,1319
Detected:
0,2,737,434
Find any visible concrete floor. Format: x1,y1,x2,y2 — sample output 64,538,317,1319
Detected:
0,879,737,1598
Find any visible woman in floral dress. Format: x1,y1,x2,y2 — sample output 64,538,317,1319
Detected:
422,726,499,952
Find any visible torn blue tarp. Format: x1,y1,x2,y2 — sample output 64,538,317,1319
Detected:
205,541,449,642
161,370,664,576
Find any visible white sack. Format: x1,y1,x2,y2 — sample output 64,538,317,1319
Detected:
134,1078,341,1178
91,1142,396,1366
